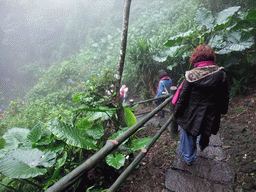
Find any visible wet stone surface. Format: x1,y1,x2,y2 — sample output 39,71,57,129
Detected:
175,143,227,161
176,133,227,161
197,146,227,161
208,133,222,147
172,154,235,185
166,130,235,192
165,169,233,192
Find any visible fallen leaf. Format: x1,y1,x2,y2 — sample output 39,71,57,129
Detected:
222,145,231,149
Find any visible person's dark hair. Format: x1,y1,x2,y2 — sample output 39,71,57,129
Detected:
158,69,168,80
190,44,216,64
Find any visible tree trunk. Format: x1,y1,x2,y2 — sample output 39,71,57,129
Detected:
115,0,132,127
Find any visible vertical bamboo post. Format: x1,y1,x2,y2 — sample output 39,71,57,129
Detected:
169,86,179,138
115,0,132,127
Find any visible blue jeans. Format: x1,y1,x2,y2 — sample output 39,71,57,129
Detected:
180,129,209,164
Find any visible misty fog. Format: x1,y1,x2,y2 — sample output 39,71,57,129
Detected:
0,0,126,105
1,0,255,107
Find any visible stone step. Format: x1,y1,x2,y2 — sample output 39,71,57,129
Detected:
165,169,234,192
177,127,223,146
176,132,227,161
208,133,222,147
166,129,235,192
176,143,227,161
197,145,227,161
172,155,235,185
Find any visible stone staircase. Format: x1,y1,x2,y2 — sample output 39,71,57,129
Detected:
165,131,235,192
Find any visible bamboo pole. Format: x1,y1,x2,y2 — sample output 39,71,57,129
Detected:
113,96,173,144
134,110,152,116
130,94,170,107
134,108,171,116
45,142,117,192
45,95,173,192
115,0,132,126
108,114,174,192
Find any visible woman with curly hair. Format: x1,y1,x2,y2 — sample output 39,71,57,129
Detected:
172,45,229,165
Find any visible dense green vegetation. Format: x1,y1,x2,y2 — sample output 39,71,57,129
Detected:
0,0,255,191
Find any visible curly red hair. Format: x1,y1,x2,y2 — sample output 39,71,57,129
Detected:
190,44,216,64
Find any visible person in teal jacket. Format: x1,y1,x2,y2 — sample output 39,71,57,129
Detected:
155,69,172,118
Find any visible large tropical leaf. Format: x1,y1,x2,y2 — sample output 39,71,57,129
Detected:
167,62,178,71
164,30,197,47
0,149,8,158
130,137,152,151
0,148,56,178
35,139,65,155
0,138,5,149
167,45,186,57
152,53,168,62
86,124,104,140
153,45,185,62
26,122,42,143
0,157,47,179
76,118,94,131
39,149,57,167
208,34,224,48
47,120,97,150
124,108,137,127
216,6,240,26
106,153,125,169
246,8,256,20
215,31,254,54
2,128,30,149
32,129,65,154
89,111,112,121
194,7,214,31
55,152,67,169
73,92,86,103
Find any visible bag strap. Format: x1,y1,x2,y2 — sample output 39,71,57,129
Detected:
161,81,169,93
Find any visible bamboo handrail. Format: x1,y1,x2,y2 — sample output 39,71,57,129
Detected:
134,108,171,116
108,114,174,191
45,95,173,192
129,94,170,107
